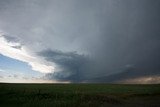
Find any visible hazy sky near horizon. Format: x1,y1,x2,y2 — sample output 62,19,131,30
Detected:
0,0,160,83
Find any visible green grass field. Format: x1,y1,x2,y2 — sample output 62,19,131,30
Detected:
0,83,160,107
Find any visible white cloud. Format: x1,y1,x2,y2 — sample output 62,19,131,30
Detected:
0,32,55,73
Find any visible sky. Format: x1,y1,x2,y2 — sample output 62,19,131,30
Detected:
0,0,160,83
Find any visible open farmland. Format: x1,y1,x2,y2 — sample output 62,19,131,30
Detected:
0,83,160,107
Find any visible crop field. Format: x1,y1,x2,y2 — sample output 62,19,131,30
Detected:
0,83,160,107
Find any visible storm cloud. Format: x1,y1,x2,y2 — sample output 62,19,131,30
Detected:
0,0,160,83
39,50,89,82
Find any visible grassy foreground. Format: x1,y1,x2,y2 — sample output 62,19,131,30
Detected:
0,83,160,107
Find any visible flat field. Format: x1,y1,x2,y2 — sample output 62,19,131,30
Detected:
0,83,160,107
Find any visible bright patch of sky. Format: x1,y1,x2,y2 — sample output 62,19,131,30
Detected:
0,32,56,83
0,33,55,73
0,54,46,82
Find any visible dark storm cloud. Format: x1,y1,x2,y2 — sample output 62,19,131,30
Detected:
48,0,160,82
39,50,89,82
38,0,160,83
82,0,160,82
87,65,160,83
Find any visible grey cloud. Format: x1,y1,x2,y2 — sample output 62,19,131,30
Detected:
2,35,19,43
7,74,19,78
1,35,22,49
22,77,29,80
87,65,160,83
10,45,22,49
83,0,160,82
8,75,12,78
13,74,18,78
42,0,160,82
39,50,89,82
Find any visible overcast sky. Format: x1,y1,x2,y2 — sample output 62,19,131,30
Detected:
0,0,160,83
